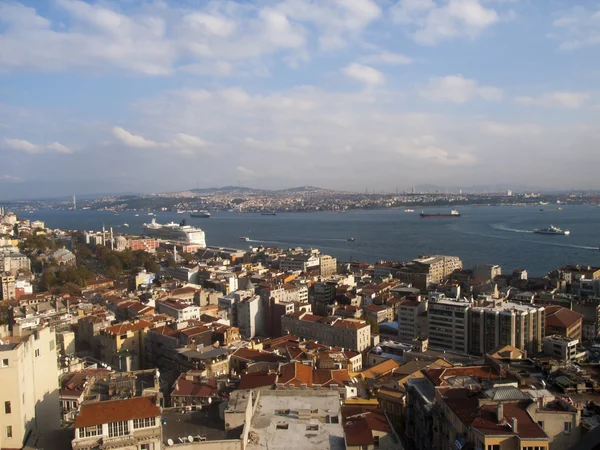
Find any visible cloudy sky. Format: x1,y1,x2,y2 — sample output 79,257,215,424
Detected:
1,0,599,198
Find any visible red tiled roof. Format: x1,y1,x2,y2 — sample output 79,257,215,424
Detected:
341,406,392,446
332,319,368,330
278,362,313,387
103,320,153,335
171,377,219,398
238,372,277,390
74,396,159,428
545,307,583,329
232,348,284,363
313,369,350,386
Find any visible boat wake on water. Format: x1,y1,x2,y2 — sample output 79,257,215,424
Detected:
491,224,533,233
466,231,597,251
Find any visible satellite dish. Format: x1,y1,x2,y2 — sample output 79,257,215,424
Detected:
167,439,174,446
188,436,194,443
208,397,212,404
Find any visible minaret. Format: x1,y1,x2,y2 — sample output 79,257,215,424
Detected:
110,227,114,249
73,195,76,211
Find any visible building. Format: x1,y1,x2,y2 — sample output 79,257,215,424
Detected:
280,253,320,272
396,255,462,291
51,247,77,266
473,264,502,282
0,325,61,449
468,299,545,355
72,396,161,450
319,255,337,277
97,320,153,371
156,298,200,321
397,296,428,343
363,304,392,324
543,335,579,361
311,279,340,315
427,297,470,353
0,249,30,274
281,311,371,352
341,406,399,450
573,301,600,342
237,295,265,339
0,275,16,301
245,390,345,450
545,306,584,342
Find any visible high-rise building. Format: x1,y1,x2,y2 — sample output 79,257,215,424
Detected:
397,296,428,343
468,299,545,356
0,325,60,449
427,297,470,353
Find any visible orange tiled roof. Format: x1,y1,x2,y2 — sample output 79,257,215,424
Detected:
74,396,159,428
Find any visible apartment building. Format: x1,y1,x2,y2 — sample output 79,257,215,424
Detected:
319,255,337,277
281,311,371,351
0,275,16,301
0,326,60,449
280,253,320,272
72,396,161,450
156,298,200,321
397,296,428,343
468,299,545,356
237,295,265,339
427,297,470,353
543,335,579,361
98,320,153,371
396,255,462,291
545,306,584,342
311,279,340,315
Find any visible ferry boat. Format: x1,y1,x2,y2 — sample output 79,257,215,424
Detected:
239,236,250,241
420,209,461,219
141,218,206,245
190,211,211,218
533,225,570,236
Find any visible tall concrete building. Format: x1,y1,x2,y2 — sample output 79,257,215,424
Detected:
319,255,337,277
1,275,16,301
0,325,60,449
397,296,428,343
427,297,470,353
468,299,545,356
237,295,265,339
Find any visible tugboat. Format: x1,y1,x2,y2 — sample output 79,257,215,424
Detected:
239,236,250,241
534,225,570,236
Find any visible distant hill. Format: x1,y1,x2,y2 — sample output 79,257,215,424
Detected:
187,185,337,194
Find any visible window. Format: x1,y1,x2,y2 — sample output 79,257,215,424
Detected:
4,401,10,414
487,446,500,450
564,421,572,434
1,359,8,367
108,421,129,437
34,349,40,358
306,424,319,431
276,423,289,430
6,426,12,438
133,417,155,429
374,436,380,447
141,445,150,450
80,424,102,438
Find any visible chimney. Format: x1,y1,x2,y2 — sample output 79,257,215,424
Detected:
511,417,518,433
496,403,504,423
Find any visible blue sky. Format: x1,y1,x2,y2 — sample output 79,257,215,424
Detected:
1,0,599,198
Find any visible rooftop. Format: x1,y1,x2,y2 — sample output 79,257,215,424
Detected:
74,396,159,428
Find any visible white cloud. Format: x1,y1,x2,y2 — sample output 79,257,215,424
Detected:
0,174,23,182
515,92,590,109
360,51,412,65
112,127,158,148
419,75,503,103
550,6,600,50
391,0,500,45
343,63,385,86
2,138,72,154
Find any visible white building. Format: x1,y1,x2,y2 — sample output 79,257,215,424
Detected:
237,295,265,339
280,254,320,272
0,325,61,449
72,396,161,450
543,335,579,361
156,299,200,321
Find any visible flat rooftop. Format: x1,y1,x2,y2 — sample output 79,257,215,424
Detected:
161,406,239,445
246,390,345,450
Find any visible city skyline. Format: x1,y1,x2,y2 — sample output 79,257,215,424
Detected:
1,0,599,198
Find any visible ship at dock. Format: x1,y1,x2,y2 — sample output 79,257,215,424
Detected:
420,209,461,218
141,218,206,245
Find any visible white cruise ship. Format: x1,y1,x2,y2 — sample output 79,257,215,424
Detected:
141,219,206,246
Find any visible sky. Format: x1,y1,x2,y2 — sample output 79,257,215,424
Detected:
1,0,599,199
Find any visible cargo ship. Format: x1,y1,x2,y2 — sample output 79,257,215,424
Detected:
420,209,461,218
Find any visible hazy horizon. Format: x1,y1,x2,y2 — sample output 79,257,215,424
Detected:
1,0,599,199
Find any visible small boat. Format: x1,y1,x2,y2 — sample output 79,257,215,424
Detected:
540,208,544,212
534,225,570,236
239,236,250,241
122,223,129,228
135,214,139,217
261,212,277,216
347,237,355,242
148,212,154,216
420,209,461,218
404,209,415,213
557,207,563,211
176,210,184,214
